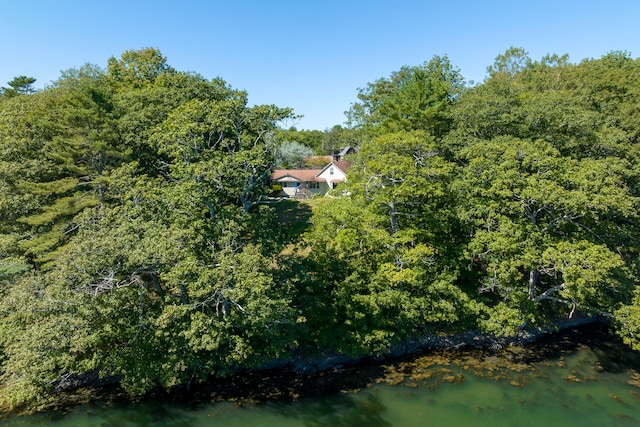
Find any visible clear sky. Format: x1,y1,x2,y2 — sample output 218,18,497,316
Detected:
1,0,639,130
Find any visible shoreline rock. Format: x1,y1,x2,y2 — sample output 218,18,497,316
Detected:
6,314,612,416
281,313,604,376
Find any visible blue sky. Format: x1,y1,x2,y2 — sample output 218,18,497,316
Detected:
1,0,639,130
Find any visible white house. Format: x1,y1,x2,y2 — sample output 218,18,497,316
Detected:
272,161,351,198
316,161,350,190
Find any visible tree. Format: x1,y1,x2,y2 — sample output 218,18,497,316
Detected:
107,47,174,88
347,55,465,139
0,49,299,408
0,76,37,98
486,46,531,78
447,49,640,338
274,140,315,168
301,130,471,354
456,137,636,334
0,67,118,268
150,94,293,213
0,172,299,404
320,125,362,155
450,49,640,162
615,290,640,351
274,127,324,154
275,125,362,156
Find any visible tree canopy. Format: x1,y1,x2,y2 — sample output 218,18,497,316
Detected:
0,76,37,98
347,55,465,139
1,47,640,410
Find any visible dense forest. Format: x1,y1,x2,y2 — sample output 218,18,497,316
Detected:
0,47,639,409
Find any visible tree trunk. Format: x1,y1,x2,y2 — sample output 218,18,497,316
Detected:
528,268,539,300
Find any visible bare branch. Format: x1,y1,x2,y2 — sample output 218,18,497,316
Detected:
532,283,565,303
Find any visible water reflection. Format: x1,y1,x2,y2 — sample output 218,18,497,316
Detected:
266,392,391,427
79,401,197,427
6,400,199,427
3,324,640,426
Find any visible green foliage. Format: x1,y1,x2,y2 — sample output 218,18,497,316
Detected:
0,48,298,409
486,46,531,78
615,289,640,351
300,131,472,354
0,68,118,268
275,127,324,153
0,76,37,98
2,47,640,411
450,49,640,332
456,136,636,330
274,140,315,168
450,47,640,162
347,55,465,139
274,125,361,156
477,302,526,337
107,47,174,88
151,93,292,213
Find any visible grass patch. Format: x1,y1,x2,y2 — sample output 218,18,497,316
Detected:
268,197,335,257
273,199,313,235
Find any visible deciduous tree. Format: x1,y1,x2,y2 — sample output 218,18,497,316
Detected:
457,137,636,333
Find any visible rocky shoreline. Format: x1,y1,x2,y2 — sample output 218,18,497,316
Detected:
282,313,606,375
4,314,620,416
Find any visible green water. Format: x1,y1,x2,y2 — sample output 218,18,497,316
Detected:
3,328,640,426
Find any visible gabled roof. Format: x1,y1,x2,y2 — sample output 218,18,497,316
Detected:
333,161,352,173
273,161,352,184
318,161,352,176
336,146,355,157
272,169,324,182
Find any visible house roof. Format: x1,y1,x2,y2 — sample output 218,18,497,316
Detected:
272,169,324,182
333,161,352,173
273,161,352,184
336,146,354,157
318,161,352,176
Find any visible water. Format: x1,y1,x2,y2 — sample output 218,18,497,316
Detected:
3,325,640,426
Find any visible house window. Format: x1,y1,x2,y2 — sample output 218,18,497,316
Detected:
329,167,334,176
282,182,297,187
309,182,320,189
